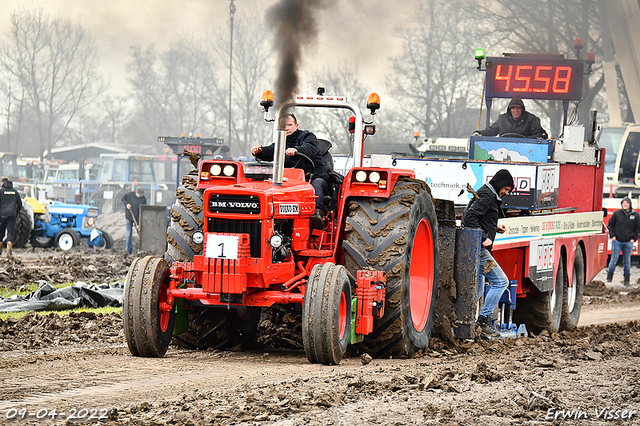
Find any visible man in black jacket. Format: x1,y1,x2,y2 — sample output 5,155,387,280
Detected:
476,97,548,138
122,187,147,255
462,169,514,337
606,196,640,286
251,113,330,229
0,177,22,256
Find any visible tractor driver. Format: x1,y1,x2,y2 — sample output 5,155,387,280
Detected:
251,113,330,229
475,97,548,139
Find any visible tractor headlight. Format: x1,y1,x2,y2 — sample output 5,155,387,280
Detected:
223,165,235,177
211,164,222,176
369,171,381,183
192,231,204,245
355,170,367,182
269,234,283,248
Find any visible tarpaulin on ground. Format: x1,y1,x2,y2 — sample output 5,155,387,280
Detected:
0,281,124,312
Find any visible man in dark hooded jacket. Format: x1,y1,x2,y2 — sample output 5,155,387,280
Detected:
251,113,330,229
477,97,548,138
606,196,640,286
0,177,22,256
462,169,514,337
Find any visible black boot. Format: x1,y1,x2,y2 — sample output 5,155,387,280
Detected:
606,271,614,283
476,315,500,338
624,274,631,287
309,209,325,230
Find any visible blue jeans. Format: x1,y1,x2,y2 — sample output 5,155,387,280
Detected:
125,219,134,255
311,178,330,211
608,239,633,275
477,247,509,318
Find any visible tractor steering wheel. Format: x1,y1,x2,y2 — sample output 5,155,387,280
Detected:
499,132,527,138
292,152,315,181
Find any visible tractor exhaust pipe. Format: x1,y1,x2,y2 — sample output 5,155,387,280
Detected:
272,126,286,186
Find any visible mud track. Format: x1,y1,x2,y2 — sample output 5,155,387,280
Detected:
1,249,640,425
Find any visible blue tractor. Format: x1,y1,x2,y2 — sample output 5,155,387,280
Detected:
26,199,113,250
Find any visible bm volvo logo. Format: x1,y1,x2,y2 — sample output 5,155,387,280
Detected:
209,195,260,214
278,204,299,215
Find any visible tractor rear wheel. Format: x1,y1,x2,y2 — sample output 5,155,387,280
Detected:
123,256,175,357
514,257,564,334
343,177,439,358
31,235,54,248
55,229,79,251
165,172,204,263
560,245,585,331
13,204,32,248
302,263,351,365
91,230,113,249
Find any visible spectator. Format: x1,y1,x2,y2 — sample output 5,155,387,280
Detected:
606,196,640,287
0,177,22,257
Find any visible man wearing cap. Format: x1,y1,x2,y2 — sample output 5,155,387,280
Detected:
462,169,514,338
0,177,22,256
606,196,640,287
476,97,548,139
122,187,147,255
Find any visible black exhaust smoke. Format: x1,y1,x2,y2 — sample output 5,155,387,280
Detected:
266,0,332,124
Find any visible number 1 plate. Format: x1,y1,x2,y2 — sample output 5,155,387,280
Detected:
205,234,239,259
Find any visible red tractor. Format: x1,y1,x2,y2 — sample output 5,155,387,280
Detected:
123,92,440,364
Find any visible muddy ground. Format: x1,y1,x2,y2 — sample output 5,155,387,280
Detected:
0,235,640,425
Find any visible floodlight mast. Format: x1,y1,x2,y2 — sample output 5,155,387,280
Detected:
270,96,364,186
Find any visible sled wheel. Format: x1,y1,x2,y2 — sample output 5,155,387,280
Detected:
165,172,204,263
561,245,585,331
514,256,564,334
173,306,261,350
55,229,79,251
343,177,439,357
123,256,175,357
302,263,351,365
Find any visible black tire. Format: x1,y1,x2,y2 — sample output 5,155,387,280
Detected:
123,256,175,357
55,228,79,251
343,177,439,357
91,230,113,249
560,245,585,331
173,306,261,350
514,257,564,334
30,235,54,248
165,172,204,263
13,203,32,248
302,263,352,365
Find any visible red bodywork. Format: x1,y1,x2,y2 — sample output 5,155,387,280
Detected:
492,161,608,297
166,161,410,315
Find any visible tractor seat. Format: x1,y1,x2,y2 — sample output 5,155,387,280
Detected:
317,139,343,186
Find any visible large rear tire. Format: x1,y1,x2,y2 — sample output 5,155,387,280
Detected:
514,257,564,333
164,172,204,263
343,177,439,357
560,245,585,331
302,263,351,365
13,204,32,248
123,256,175,357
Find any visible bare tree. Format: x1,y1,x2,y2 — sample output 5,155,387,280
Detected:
389,0,488,140
1,9,106,156
127,37,226,147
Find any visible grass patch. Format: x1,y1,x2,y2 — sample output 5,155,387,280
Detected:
0,306,122,321
0,282,74,298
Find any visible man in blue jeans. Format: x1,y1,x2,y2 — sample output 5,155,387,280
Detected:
606,196,640,287
462,169,514,338
122,187,147,255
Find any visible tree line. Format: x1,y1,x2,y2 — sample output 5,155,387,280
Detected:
0,1,623,159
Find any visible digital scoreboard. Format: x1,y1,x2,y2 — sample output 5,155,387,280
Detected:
485,56,584,101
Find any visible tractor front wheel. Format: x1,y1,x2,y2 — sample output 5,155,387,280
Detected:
123,256,175,357
343,177,439,358
55,229,79,251
302,263,351,365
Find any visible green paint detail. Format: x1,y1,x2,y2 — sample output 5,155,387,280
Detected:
349,297,364,344
173,299,186,336
542,230,599,237
473,145,495,161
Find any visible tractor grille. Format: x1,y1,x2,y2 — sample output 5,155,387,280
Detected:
207,218,262,258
